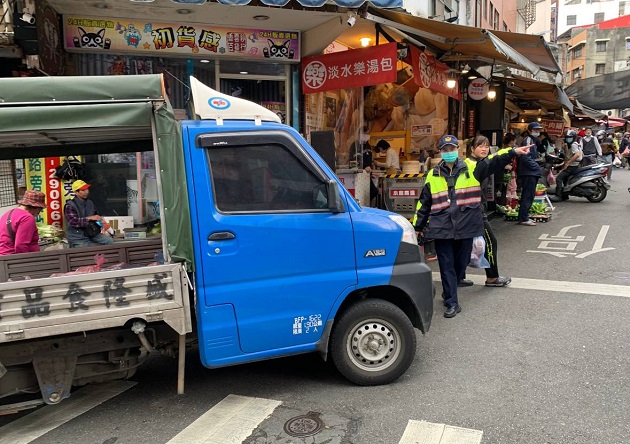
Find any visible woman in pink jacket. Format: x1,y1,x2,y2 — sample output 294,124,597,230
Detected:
0,190,47,255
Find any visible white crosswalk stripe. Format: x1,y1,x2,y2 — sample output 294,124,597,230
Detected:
399,420,483,444
432,272,630,298
166,394,281,444
0,381,136,444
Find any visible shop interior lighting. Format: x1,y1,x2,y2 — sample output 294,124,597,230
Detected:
253,15,270,21
360,37,372,47
200,59,210,63
446,71,457,89
467,73,478,80
460,64,470,74
487,86,497,102
239,71,248,74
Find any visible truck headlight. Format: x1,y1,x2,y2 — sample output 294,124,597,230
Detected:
389,214,418,245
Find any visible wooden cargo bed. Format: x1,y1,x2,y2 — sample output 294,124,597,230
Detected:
0,238,163,282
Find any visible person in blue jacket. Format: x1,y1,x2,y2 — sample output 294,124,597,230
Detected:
517,122,543,226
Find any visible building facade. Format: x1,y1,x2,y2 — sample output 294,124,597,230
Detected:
556,0,623,37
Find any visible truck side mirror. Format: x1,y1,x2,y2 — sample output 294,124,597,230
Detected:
326,179,345,213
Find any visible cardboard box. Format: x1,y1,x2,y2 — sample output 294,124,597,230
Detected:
104,216,134,233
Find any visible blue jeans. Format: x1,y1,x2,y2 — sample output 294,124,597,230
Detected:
603,154,613,179
69,233,114,248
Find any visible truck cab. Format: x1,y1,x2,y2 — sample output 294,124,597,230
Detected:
182,78,434,385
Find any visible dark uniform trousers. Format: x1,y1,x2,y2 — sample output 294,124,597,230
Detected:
434,237,473,308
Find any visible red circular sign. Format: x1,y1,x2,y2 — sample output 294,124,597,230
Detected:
467,78,489,101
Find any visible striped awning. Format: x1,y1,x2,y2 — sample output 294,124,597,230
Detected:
173,0,401,7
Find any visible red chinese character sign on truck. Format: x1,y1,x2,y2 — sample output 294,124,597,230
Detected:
301,43,398,94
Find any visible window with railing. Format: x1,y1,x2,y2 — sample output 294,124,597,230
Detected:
574,46,583,58
567,15,576,25
594,12,605,23
595,63,605,75
596,41,607,52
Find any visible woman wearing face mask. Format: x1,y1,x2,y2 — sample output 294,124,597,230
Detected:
464,135,520,287
516,122,544,226
413,135,531,318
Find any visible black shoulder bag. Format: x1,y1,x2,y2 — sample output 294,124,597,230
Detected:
54,156,85,181
66,199,101,238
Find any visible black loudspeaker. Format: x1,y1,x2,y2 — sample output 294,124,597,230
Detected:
478,86,505,131
310,131,336,171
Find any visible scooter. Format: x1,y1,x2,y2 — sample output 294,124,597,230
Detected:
544,154,611,202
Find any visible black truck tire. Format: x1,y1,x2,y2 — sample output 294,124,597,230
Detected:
330,299,416,386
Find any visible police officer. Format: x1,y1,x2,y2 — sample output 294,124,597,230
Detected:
413,135,530,318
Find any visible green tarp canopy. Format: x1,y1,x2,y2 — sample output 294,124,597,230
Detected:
0,74,193,270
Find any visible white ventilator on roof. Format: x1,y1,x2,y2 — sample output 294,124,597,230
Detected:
189,76,281,125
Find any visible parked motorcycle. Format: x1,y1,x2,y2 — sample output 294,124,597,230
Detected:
541,153,611,203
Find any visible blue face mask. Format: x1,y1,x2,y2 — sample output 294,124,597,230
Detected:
565,137,574,144
441,151,459,163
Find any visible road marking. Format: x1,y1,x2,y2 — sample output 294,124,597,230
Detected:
166,394,281,444
399,420,483,444
432,272,630,298
0,380,136,444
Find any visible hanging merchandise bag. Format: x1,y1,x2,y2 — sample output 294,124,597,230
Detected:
54,156,85,181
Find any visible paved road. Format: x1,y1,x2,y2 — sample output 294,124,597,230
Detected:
2,168,630,444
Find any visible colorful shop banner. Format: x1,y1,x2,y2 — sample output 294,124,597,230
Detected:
541,119,565,138
301,43,398,94
63,16,300,61
410,46,460,101
26,157,75,229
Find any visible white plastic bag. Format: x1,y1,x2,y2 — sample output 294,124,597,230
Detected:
613,157,622,167
469,236,490,268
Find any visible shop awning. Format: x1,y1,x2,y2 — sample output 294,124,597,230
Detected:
504,75,573,113
364,7,562,76
210,0,401,6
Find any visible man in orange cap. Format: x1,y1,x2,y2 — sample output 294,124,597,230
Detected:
64,180,114,248
0,190,47,255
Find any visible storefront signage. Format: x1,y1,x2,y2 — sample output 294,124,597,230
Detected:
411,124,433,137
301,43,397,94
467,109,476,138
467,78,489,100
25,157,74,228
63,16,300,61
390,189,419,198
410,46,460,100
541,119,565,138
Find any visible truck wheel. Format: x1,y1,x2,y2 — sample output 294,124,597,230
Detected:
330,299,416,386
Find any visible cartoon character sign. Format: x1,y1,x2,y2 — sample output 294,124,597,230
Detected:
263,39,294,59
73,27,111,49
124,24,142,48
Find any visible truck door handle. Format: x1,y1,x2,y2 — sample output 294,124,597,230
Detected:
208,231,236,241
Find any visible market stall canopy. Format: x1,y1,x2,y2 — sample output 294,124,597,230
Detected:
364,7,562,76
0,74,193,269
570,98,606,120
565,70,630,110
503,75,573,113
